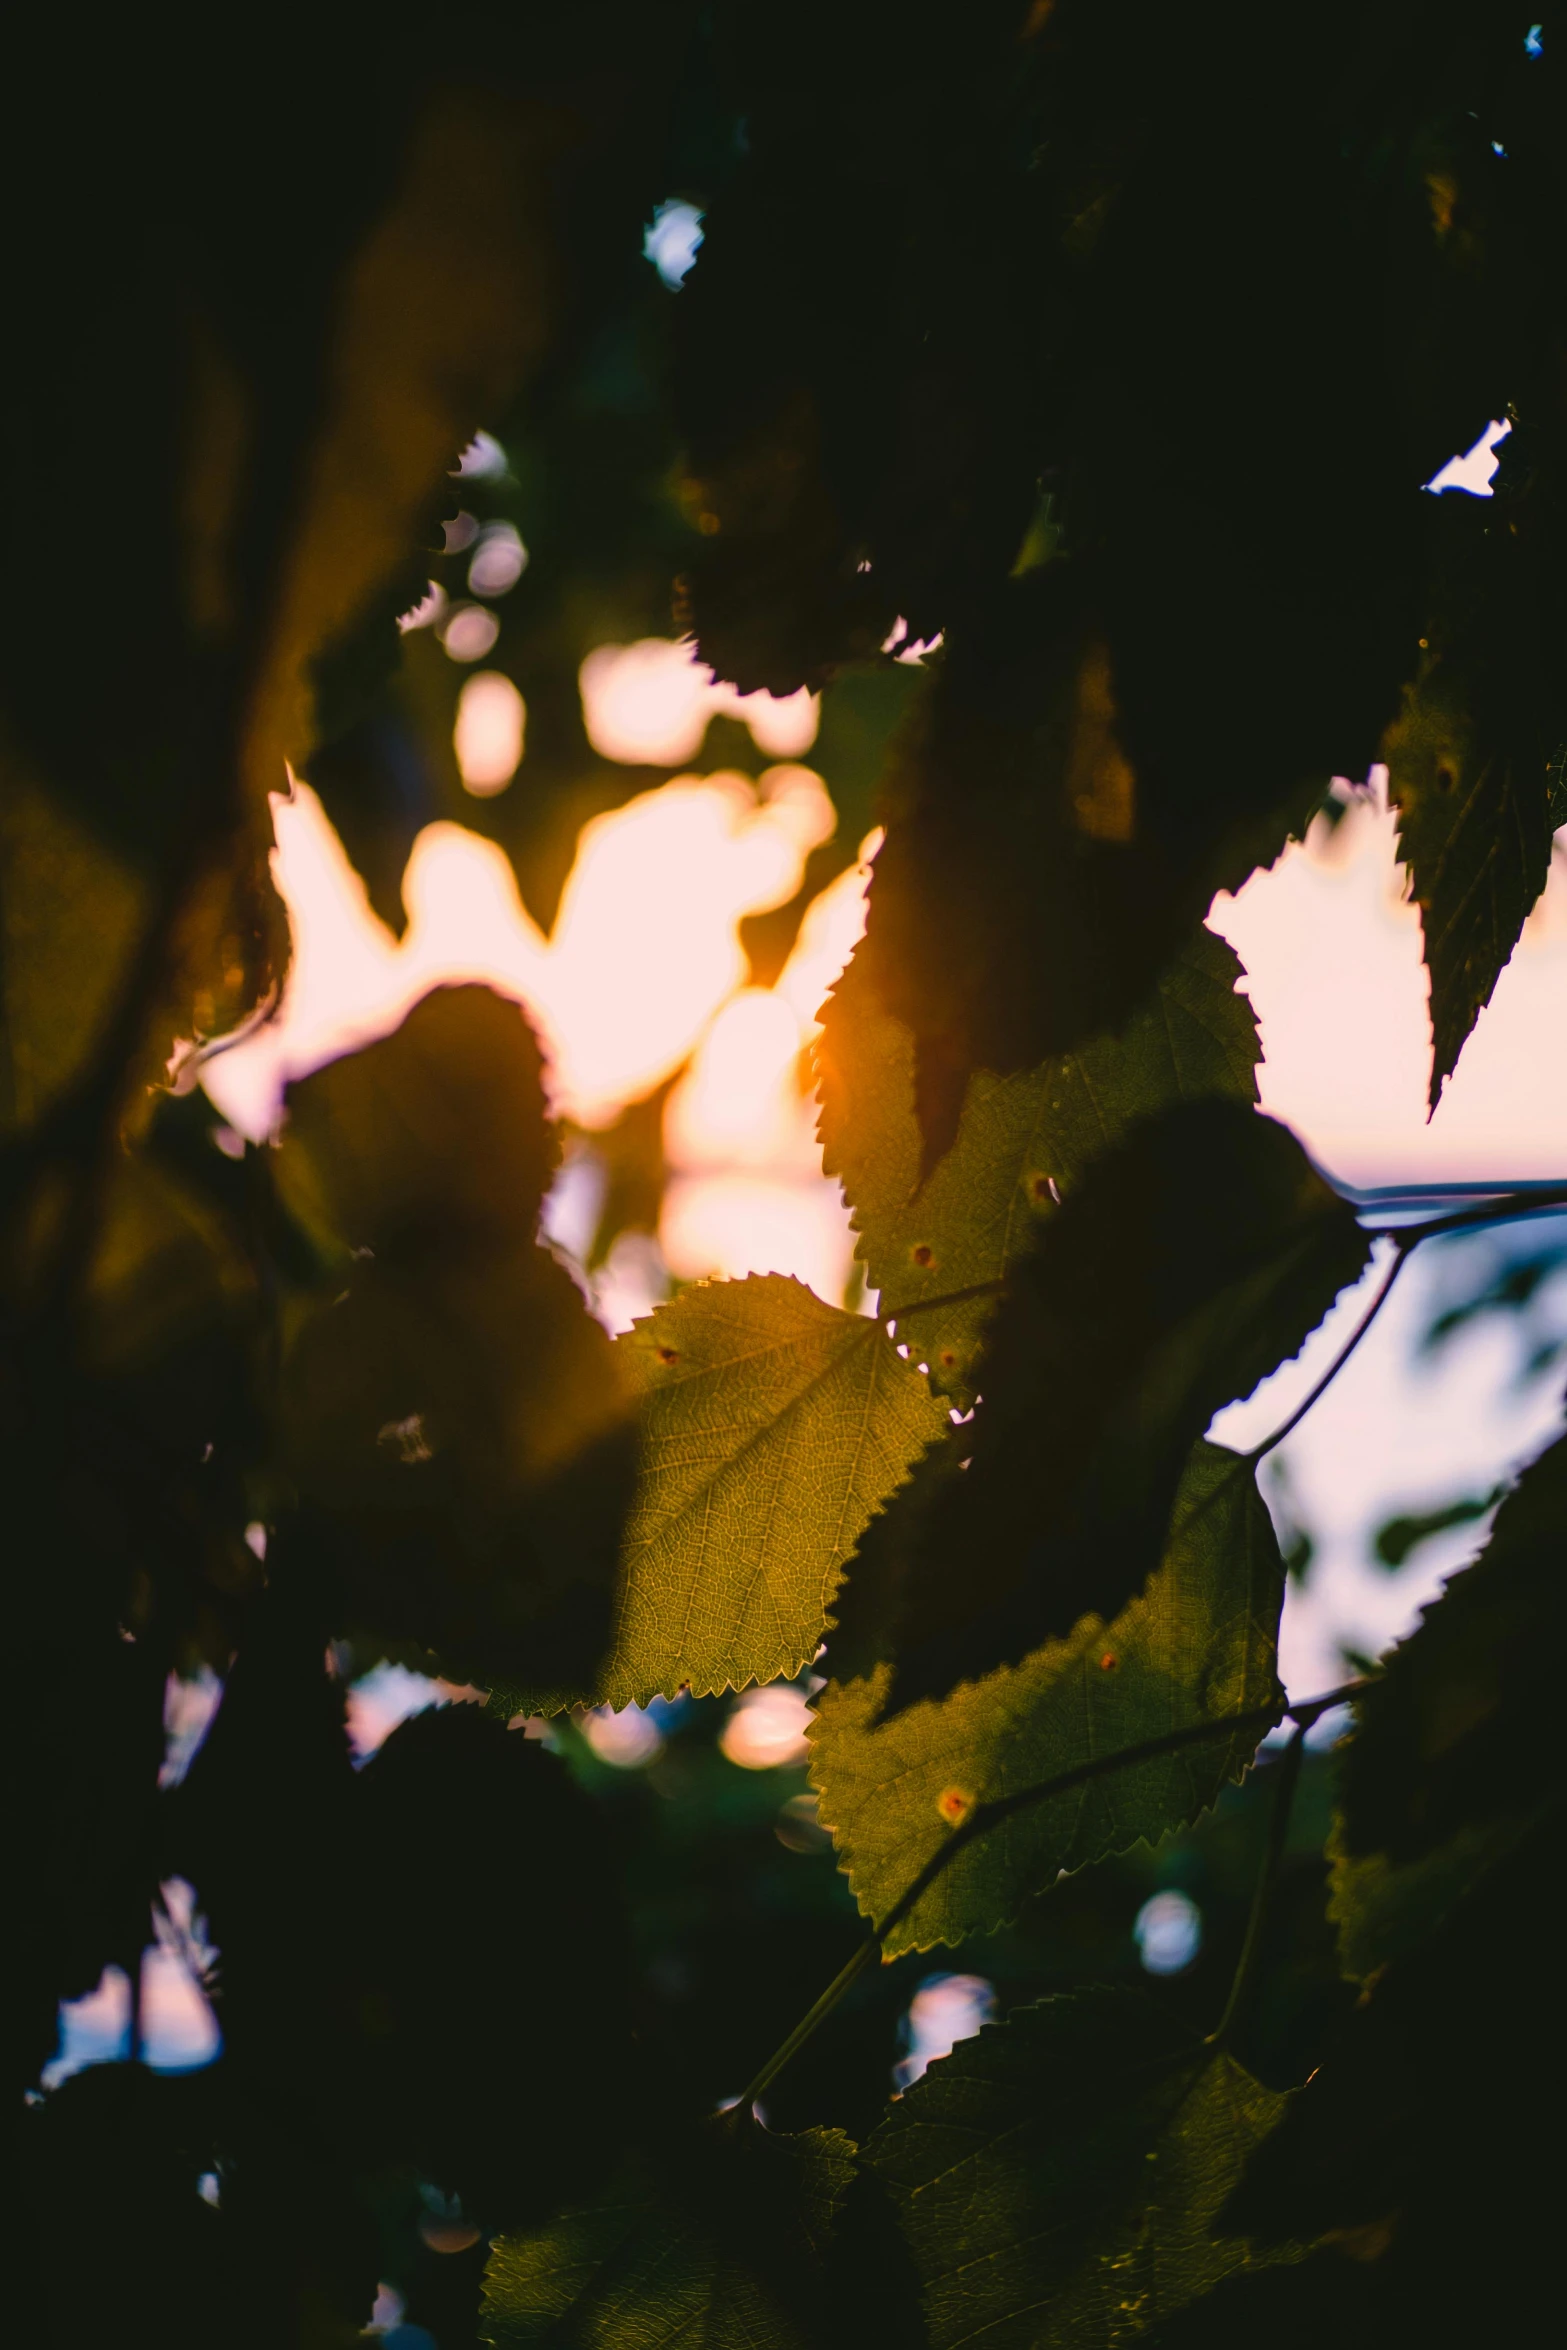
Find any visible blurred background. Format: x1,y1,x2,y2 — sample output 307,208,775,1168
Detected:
40,187,1566,2349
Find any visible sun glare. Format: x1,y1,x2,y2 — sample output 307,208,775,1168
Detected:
579,636,819,767
199,712,1567,1338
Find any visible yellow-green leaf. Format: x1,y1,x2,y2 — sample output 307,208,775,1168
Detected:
597,1275,950,1706
812,1444,1283,1955
817,928,1258,1395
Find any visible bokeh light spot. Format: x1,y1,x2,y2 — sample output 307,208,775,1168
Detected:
1134,1889,1203,1976
581,1704,666,1768
454,670,525,795
720,1684,812,1770
894,1972,995,2089
468,519,528,597
441,603,501,662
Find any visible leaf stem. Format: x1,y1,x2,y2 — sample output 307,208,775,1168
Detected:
739,1681,1366,2105
738,1939,879,2109
882,1276,1005,1325
1207,1721,1305,2050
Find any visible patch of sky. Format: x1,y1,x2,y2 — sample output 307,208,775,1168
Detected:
1425,418,1510,498
644,199,704,290
41,1881,222,2090
893,1973,996,2090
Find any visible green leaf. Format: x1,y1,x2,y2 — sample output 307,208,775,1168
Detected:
482,2116,857,2349
818,927,1259,1396
813,1443,1284,1955
1329,1426,1567,1979
865,1101,1368,1705
594,1274,950,1707
865,1990,1299,2349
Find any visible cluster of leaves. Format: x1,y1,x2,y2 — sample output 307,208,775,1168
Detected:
3,5,1563,2346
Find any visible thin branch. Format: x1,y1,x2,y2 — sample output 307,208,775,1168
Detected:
737,1680,1367,2106
1386,1184,1567,1247
1241,1242,1410,1469
1207,1722,1305,2050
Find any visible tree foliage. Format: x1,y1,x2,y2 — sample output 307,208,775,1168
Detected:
3,5,1563,2346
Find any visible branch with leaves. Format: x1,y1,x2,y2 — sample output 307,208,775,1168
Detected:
4,5,1564,2345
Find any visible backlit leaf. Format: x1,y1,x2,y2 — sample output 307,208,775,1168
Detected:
595,1274,949,1707
813,1444,1284,1955
819,927,1259,1396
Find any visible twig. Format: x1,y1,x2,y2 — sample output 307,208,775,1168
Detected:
1242,1242,1410,1468
881,1276,1005,1326
1207,1722,1305,2049
737,1680,1366,2107
1385,1185,1567,1246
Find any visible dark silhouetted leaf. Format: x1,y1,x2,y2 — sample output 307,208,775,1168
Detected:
1329,1426,1567,1978
355,1703,630,2229
1220,1813,1560,2346
277,983,559,1257
875,1101,1368,1705
865,1990,1298,2348
279,987,637,1700
1388,476,1566,1101
483,2113,856,2348
0,765,147,1136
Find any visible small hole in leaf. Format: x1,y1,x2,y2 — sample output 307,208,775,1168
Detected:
1100,1652,1118,1671
936,1786,973,1825
1435,764,1456,794
939,1348,958,1369
911,1243,934,1268
657,1344,679,1365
